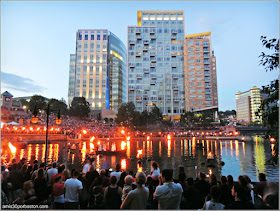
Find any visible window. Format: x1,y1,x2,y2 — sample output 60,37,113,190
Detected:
203,41,208,46
84,32,88,40
189,65,194,69
96,54,100,64
196,48,200,51
84,55,87,63
78,32,82,40
196,42,200,46
97,33,100,40
91,32,94,40
89,90,92,98
189,83,195,86
197,60,201,63
95,90,99,97
189,71,195,75
197,77,202,81
188,48,193,52
103,54,106,61
96,78,99,87
83,79,87,87
103,34,107,40
198,95,203,98
197,71,201,74
96,67,100,75
190,95,195,98
90,43,94,52
190,89,195,92
197,83,202,86
103,42,107,52
189,77,195,81
76,79,80,87
198,101,203,104
90,55,94,63
188,60,194,63
90,66,93,75
188,54,194,57
197,65,201,69
84,43,88,52
77,42,82,52
196,54,200,57
97,43,100,52
188,41,193,46
77,66,81,75
82,90,86,97
83,66,87,75
190,101,196,104
77,55,81,63
198,89,202,92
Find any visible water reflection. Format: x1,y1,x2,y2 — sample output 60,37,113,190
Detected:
1,136,278,182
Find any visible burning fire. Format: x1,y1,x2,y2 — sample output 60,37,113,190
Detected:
121,141,127,150
137,149,143,158
82,130,87,134
121,130,125,134
270,137,276,142
9,142,16,154
167,134,171,140
126,136,131,141
90,136,95,142
147,136,150,140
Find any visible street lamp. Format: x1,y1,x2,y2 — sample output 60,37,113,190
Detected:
32,103,62,167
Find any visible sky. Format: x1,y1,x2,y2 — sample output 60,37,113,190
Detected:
1,1,279,111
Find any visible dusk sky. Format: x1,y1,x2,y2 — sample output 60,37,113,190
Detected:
1,1,279,111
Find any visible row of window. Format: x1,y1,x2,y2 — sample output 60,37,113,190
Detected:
187,41,209,46
77,42,107,52
78,32,107,41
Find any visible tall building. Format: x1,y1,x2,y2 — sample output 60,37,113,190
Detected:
235,86,262,124
68,29,127,111
184,32,218,115
127,11,185,118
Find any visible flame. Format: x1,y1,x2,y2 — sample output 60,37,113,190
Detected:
121,158,126,170
126,136,131,141
90,143,94,152
209,169,212,175
111,143,116,151
22,127,26,131
29,127,33,131
121,141,126,150
167,134,171,140
168,140,171,157
90,136,95,142
82,130,87,134
98,141,101,145
137,163,142,172
270,138,276,142
147,136,150,140
37,127,40,131
121,130,125,134
137,149,143,158
9,142,16,154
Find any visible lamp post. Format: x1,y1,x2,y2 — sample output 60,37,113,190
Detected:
32,103,61,167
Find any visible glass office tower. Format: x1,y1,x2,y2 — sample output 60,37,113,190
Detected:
68,54,76,105
68,29,127,111
127,11,185,118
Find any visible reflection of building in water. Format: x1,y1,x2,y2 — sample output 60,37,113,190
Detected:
254,136,266,174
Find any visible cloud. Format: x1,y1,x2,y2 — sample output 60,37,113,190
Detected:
1,72,45,93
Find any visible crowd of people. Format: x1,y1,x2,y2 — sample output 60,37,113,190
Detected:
1,158,278,210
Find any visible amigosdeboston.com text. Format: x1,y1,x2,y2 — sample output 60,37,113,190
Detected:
2,204,49,209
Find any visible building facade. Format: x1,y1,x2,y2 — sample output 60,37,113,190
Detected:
127,11,185,118
184,32,218,112
68,29,127,111
236,87,262,124
68,54,76,105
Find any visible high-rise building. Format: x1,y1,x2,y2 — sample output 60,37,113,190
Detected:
184,32,218,114
68,29,127,111
235,86,262,124
68,54,76,105
127,11,185,118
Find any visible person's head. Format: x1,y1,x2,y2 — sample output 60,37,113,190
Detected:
243,175,251,184
12,163,18,171
58,166,64,174
33,164,39,171
73,170,80,178
33,160,38,165
178,173,186,183
210,185,221,202
36,168,44,179
23,180,34,193
71,168,76,177
86,158,92,164
124,175,133,186
27,165,33,172
136,172,146,185
115,164,121,172
61,164,66,171
22,164,27,172
232,184,247,201
96,176,103,186
151,161,158,170
39,163,46,169
52,162,57,168
64,169,70,179
259,173,266,182
199,172,206,180
227,175,234,184
210,174,217,184
17,162,22,170
238,175,248,187
110,176,117,185
187,177,194,186
161,169,173,182
55,176,62,183
100,169,106,176
221,176,227,184
129,170,134,177
120,171,127,181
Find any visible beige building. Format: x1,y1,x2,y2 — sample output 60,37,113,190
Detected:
184,32,218,113
236,86,262,124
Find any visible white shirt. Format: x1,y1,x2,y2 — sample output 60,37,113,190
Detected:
151,167,160,177
155,182,183,210
121,187,149,209
82,163,90,174
47,168,58,183
110,171,122,183
205,200,224,210
64,178,83,202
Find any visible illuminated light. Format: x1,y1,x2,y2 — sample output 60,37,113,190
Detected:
126,136,131,141
121,159,126,170
29,127,33,131
98,141,101,145
43,127,46,131
209,169,212,175
241,137,245,141
28,144,32,162
111,143,116,151
50,127,54,131
242,142,245,156
235,141,239,157
168,140,171,157
167,134,171,140
37,127,40,131
137,163,142,172
121,141,127,150
8,142,16,154
20,149,24,160
90,143,94,152
35,144,39,160
57,128,60,132
207,152,214,159
1,122,4,129
137,149,143,158
147,136,150,141
159,141,162,157
82,142,86,162
197,132,200,135
235,132,239,136
82,130,87,134
90,136,95,142
270,138,276,142
206,132,209,136
13,126,18,131
121,130,125,134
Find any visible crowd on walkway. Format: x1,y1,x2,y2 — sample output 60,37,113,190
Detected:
1,158,278,210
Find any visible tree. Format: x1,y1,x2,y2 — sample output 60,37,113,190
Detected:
258,36,279,159
19,99,29,110
29,95,47,111
115,102,140,127
149,105,163,124
68,97,90,118
180,111,197,126
48,98,68,115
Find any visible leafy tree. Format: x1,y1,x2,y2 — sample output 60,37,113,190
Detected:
19,99,29,110
180,111,197,126
104,117,108,123
115,102,140,127
29,95,47,111
149,105,163,124
48,98,68,115
258,36,279,159
69,97,90,118
139,110,149,126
